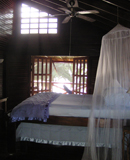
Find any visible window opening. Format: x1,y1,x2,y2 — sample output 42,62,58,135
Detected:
21,3,58,34
31,56,88,95
52,62,73,94
0,9,13,35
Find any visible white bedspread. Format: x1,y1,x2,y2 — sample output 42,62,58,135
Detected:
10,92,130,122
49,94,130,119
49,94,92,117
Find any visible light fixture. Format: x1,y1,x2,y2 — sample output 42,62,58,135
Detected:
0,59,4,63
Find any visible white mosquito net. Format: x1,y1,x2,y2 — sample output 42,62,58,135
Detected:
82,24,130,160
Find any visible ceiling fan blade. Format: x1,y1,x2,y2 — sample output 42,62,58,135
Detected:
76,15,95,22
76,10,99,15
62,16,72,23
59,7,71,14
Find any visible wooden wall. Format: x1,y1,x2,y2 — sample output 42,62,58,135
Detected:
3,1,106,110
87,57,99,94
0,0,14,101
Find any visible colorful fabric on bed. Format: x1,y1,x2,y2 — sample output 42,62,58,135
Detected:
10,92,60,122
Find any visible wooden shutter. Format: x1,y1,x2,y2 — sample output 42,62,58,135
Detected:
73,57,88,95
31,56,52,95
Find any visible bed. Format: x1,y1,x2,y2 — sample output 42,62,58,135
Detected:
10,92,92,148
10,92,93,126
10,92,129,149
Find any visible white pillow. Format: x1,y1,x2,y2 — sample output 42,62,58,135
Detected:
104,92,130,106
103,85,130,106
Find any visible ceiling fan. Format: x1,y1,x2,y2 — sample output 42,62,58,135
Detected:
31,0,99,23
59,0,99,23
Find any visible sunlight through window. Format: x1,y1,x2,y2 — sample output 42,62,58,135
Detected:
21,3,58,34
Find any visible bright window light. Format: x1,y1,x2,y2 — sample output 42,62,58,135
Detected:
21,19,29,23
21,12,30,18
39,29,47,34
31,7,39,12
21,3,58,34
40,23,47,28
21,29,29,34
2,9,13,35
40,12,48,17
5,20,13,24
49,18,57,22
48,29,57,34
31,19,38,23
21,24,29,28
40,18,48,22
30,12,39,18
30,24,38,28
22,4,28,7
30,29,38,34
21,7,30,13
49,23,57,28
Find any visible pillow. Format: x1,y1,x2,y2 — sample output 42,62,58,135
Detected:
104,92,130,106
103,87,126,97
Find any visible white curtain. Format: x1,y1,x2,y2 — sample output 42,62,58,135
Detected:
82,24,130,160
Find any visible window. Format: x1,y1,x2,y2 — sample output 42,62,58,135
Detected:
0,9,13,35
30,56,88,96
21,3,58,34
52,62,73,93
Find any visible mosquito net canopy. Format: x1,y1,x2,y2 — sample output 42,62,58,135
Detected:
82,24,130,160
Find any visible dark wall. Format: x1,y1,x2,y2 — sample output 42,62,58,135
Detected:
4,1,106,110
0,0,14,100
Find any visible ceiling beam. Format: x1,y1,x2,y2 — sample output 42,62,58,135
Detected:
20,0,130,31
21,0,65,14
79,0,130,28
102,0,130,12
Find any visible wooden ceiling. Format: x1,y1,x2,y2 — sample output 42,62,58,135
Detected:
21,0,130,32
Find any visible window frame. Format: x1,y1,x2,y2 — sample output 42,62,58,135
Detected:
30,56,88,96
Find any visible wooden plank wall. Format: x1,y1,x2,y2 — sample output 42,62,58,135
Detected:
5,54,31,110
4,1,104,110
87,56,99,94
0,0,14,99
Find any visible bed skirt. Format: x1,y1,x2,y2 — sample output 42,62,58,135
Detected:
16,122,114,148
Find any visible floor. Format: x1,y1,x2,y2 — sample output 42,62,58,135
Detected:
0,136,128,160
0,142,84,160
